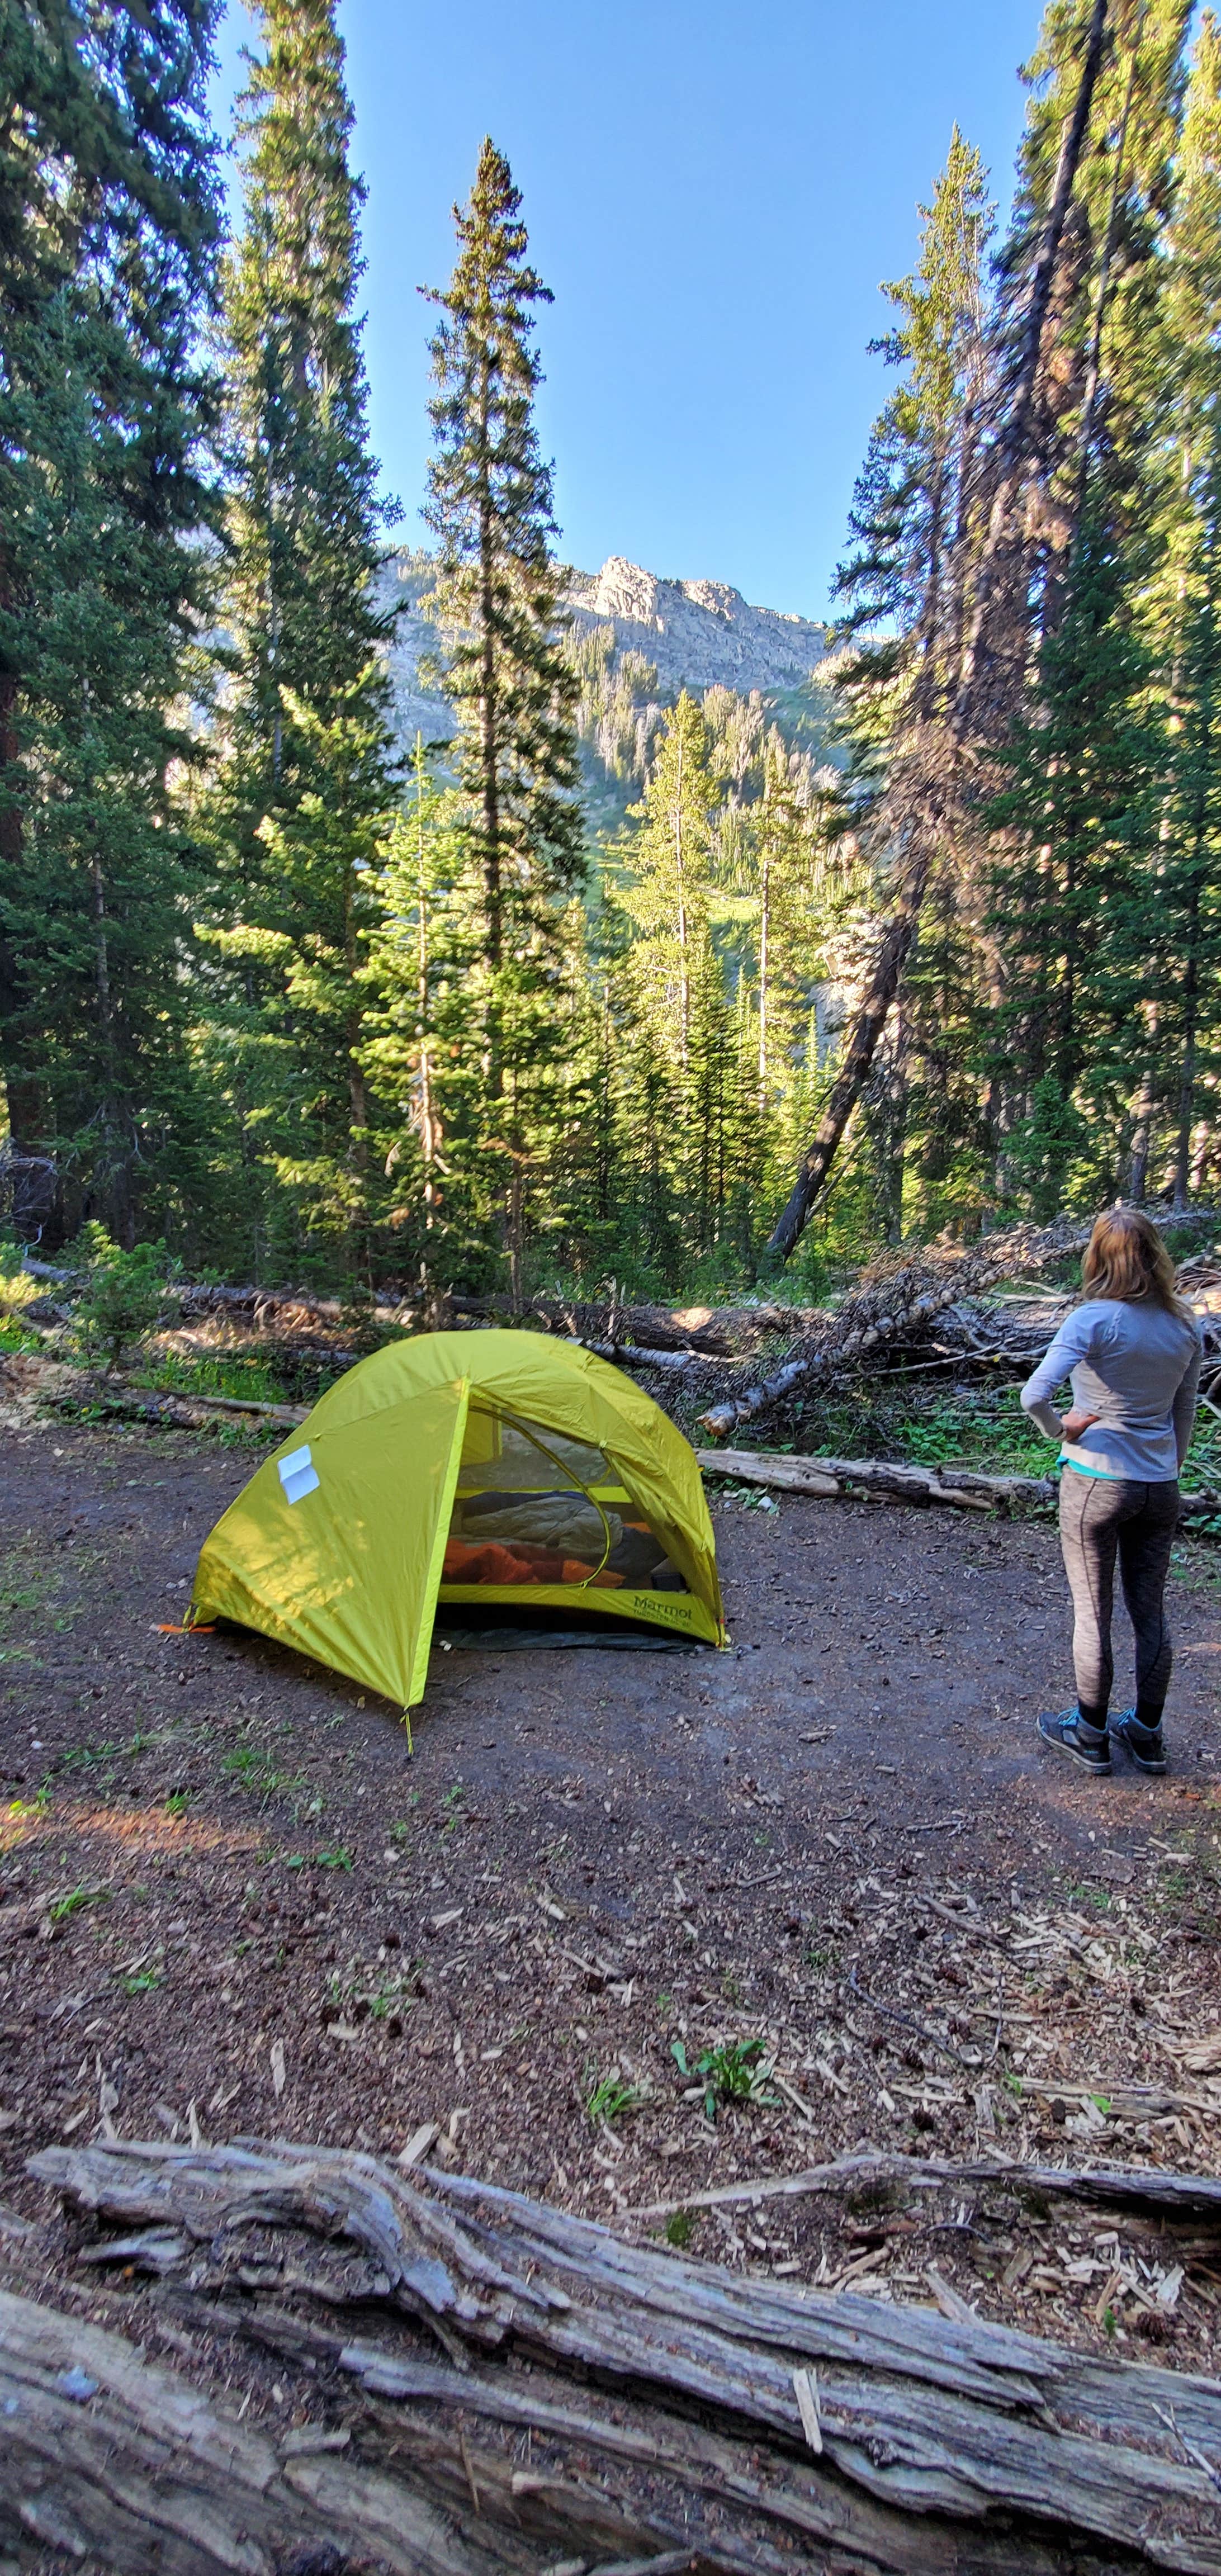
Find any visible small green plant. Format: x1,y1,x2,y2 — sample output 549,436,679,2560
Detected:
587,2071,644,2125
49,1882,110,1923
0,1545,60,1652
122,1967,163,1996
70,1226,179,1375
1102,2305,1118,2340
439,1784,465,1834
664,2208,695,2248
317,1846,352,1871
672,2035,777,2122
0,1234,39,1319
163,1789,192,1818
221,1743,304,1805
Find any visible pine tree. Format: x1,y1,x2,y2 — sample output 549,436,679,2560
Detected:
424,139,583,1110
769,129,993,1257
977,0,1197,1211
418,141,584,1290
1119,11,1221,1201
618,693,717,1078
362,739,495,1293
986,501,1165,1215
200,0,395,1280
0,0,223,1243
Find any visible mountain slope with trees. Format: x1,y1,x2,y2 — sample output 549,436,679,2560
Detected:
2,0,1219,1306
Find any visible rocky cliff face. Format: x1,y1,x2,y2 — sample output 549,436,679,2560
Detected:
564,557,829,697
374,550,830,752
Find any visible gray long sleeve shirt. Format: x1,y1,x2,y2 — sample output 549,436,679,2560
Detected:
1020,1296,1201,1483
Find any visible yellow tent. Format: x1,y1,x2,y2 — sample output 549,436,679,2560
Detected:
191,1329,726,1713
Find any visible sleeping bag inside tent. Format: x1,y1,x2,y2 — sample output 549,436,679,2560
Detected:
191,1329,726,1711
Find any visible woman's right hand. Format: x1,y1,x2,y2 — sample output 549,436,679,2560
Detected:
1062,1408,1100,1440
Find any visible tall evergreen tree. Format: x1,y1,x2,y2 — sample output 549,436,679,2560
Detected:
421,138,583,1284
768,127,994,1257
200,0,395,1279
0,0,222,1242
1122,11,1221,1201
424,141,583,1073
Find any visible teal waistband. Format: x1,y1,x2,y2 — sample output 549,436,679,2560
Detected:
1058,1453,1121,1481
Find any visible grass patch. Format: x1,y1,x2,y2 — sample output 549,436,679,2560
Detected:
133,1351,291,1405
0,1543,68,1661
48,1882,111,1923
587,2071,645,2125
221,1742,306,1806
0,1317,44,1357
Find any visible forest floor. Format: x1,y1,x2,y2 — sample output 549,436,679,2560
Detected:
2,1396,1221,2392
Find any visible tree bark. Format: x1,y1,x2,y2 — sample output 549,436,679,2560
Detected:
956,0,1110,718
765,859,930,1263
24,2134,1221,2576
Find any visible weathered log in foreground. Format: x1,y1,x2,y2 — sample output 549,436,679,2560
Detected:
12,2137,1221,2575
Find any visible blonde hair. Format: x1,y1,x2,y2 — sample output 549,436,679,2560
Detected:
1081,1207,1192,1320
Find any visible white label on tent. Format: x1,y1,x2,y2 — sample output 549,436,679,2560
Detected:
278,1445,319,1506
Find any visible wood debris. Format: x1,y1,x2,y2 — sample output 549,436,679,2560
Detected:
21,2134,1221,2573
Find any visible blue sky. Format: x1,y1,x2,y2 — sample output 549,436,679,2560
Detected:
212,1,1042,620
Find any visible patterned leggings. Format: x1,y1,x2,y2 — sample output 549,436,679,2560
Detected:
1057,1467,1179,1716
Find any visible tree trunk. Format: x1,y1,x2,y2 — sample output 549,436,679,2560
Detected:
758,834,770,1111
674,719,689,1073
23,2135,1221,2576
1073,6,1140,513
956,0,1110,718
765,856,929,1263
1129,1065,1156,1202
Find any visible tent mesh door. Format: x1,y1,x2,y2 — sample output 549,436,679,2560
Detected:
440,1408,688,1595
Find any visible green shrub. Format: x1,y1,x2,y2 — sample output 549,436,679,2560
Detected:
0,1234,39,1318
72,1231,178,1373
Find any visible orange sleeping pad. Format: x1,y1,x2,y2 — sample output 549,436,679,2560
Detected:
442,1538,623,1588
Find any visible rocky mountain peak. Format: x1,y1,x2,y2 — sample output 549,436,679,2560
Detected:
565,556,828,695
375,547,830,756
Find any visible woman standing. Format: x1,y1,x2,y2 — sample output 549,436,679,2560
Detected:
1020,1208,1201,1777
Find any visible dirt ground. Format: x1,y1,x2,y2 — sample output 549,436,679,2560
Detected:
2,1404,1221,2386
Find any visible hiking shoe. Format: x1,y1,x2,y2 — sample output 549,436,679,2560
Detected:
1037,1708,1112,1773
1109,1708,1167,1774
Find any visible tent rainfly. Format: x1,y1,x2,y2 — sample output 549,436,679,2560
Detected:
191,1330,726,1715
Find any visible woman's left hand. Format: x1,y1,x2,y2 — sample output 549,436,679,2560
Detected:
1062,1408,1100,1440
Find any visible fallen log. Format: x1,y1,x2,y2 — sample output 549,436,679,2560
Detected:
698,1448,996,1512
25,2135,1221,2573
699,1208,1220,1439
628,2146,1221,2229
697,1446,1221,1528
40,1369,307,1433
0,2286,456,2576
